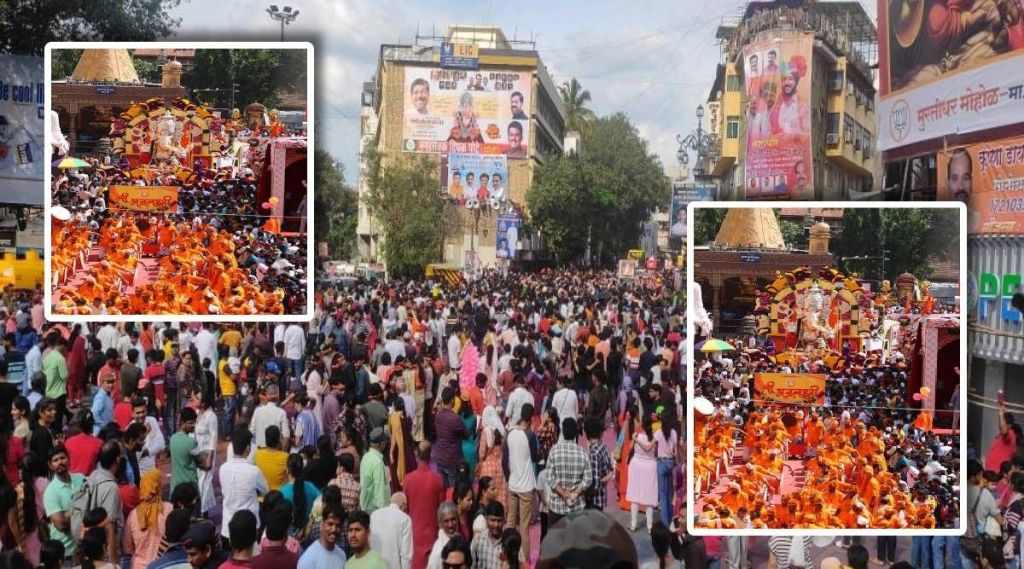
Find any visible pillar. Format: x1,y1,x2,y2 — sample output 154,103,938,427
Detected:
712,284,722,325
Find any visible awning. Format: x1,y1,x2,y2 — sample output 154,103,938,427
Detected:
0,179,44,207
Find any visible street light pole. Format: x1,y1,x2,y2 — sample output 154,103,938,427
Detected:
266,5,299,41
675,104,715,183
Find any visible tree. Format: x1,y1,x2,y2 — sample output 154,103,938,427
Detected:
527,113,668,266
0,0,184,55
186,49,300,110
559,78,596,136
362,142,450,278
312,149,357,260
831,208,958,284
779,218,805,250
131,55,160,83
692,208,726,245
51,49,82,79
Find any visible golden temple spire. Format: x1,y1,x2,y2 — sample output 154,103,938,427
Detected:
70,49,140,84
713,208,786,250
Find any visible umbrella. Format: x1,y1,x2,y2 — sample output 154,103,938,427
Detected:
699,338,735,353
693,396,715,415
52,157,90,169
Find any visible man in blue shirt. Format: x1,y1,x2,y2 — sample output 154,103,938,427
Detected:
298,502,347,569
91,371,115,435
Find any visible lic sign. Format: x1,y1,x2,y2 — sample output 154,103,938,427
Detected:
978,272,1022,323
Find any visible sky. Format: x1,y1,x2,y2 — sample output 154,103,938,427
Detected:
168,0,878,183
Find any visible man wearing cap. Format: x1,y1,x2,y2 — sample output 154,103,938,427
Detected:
250,384,290,449
182,521,228,569
360,427,390,514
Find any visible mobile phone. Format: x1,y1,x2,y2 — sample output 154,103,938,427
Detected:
998,390,1006,406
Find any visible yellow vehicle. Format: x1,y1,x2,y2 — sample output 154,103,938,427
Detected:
425,263,464,287
0,249,43,290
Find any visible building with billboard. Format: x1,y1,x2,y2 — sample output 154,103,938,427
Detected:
356,25,565,269
700,1,879,201
873,0,1024,449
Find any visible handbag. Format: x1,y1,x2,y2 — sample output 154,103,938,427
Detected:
196,451,213,471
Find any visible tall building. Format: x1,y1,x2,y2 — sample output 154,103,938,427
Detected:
701,1,879,201
357,25,566,269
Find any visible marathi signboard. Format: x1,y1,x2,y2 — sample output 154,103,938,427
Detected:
441,152,508,207
0,55,44,206
669,183,714,249
753,372,826,406
937,135,1024,234
108,185,179,212
742,35,814,199
877,0,1024,150
495,214,520,260
440,43,479,70
402,66,531,158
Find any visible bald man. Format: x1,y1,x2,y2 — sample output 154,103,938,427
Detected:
371,492,413,569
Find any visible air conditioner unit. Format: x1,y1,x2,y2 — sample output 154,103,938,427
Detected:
826,133,840,145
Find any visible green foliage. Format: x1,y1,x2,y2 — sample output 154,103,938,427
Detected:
312,149,357,260
527,113,668,266
0,0,184,55
692,208,726,245
362,141,450,278
51,49,82,79
831,208,959,283
187,49,305,110
779,219,805,250
559,78,596,136
131,55,160,83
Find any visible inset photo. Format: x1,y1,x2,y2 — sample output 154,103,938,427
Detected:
44,42,313,321
686,202,966,535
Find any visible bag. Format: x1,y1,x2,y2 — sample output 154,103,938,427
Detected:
961,489,989,556
70,477,116,541
197,451,213,471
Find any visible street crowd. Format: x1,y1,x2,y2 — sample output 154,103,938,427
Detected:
50,159,307,316
0,267,1009,569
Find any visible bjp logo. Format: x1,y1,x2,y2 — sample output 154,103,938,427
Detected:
889,99,910,143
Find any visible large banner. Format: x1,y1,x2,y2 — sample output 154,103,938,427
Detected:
441,153,508,207
938,135,1024,235
0,55,44,206
753,372,826,406
742,36,814,200
108,185,179,212
668,183,714,249
403,67,531,158
495,214,520,260
877,0,1024,150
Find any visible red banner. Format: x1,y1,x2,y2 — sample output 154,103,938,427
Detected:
754,372,826,406
108,185,179,212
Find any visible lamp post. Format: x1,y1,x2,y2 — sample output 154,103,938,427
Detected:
675,104,715,181
267,5,299,41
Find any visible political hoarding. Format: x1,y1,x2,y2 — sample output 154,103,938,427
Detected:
938,135,1024,235
108,185,179,212
668,183,715,248
495,214,520,260
0,55,44,206
753,372,826,406
877,0,1024,150
440,153,509,207
742,35,814,200
403,66,531,158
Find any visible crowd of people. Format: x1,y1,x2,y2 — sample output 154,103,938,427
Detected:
50,157,307,316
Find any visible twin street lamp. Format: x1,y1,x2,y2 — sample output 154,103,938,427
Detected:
267,5,300,41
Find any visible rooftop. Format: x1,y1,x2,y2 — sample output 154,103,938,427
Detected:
133,48,196,59
779,208,845,219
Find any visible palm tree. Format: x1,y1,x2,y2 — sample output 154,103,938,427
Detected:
559,78,597,137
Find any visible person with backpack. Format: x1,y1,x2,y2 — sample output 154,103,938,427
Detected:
83,440,124,563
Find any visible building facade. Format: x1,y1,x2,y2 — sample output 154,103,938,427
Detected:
702,1,879,201
357,26,565,271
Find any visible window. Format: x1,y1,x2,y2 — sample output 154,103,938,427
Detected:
726,74,741,92
726,116,739,139
826,113,840,135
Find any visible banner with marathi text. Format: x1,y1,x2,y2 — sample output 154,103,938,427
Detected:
108,185,179,212
938,135,1024,235
753,372,826,406
742,35,814,199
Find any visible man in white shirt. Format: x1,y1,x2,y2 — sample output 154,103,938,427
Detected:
384,332,406,365
131,398,166,473
194,324,218,374
273,323,287,348
97,323,119,353
551,376,578,426
447,330,462,372
504,374,533,427
506,404,537,560
249,384,290,448
284,323,306,378
218,430,268,539
370,492,413,569
426,501,460,569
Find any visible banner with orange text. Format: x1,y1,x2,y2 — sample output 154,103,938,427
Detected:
754,372,826,406
108,185,179,212
937,135,1024,235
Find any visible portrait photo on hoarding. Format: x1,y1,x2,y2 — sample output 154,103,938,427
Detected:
686,202,966,535
44,42,313,321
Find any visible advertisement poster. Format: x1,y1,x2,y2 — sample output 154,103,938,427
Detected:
753,372,826,405
938,136,1024,235
877,0,1024,150
742,35,814,200
0,55,44,206
668,183,715,248
440,152,508,206
495,214,520,260
403,66,531,158
108,185,179,212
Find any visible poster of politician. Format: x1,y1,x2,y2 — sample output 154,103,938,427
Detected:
743,36,814,200
441,152,508,207
404,67,530,158
496,214,520,260
938,135,1024,235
